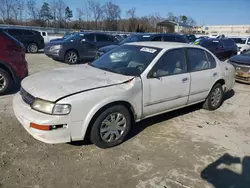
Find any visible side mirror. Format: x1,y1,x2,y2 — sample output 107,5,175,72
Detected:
148,70,160,79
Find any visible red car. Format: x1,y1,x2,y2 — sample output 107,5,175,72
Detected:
0,30,28,95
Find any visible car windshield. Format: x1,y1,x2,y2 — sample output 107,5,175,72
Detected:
64,33,83,41
119,35,143,45
63,32,74,39
91,45,161,76
242,49,250,56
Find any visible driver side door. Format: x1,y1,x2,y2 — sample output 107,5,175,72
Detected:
79,34,97,59
143,48,190,117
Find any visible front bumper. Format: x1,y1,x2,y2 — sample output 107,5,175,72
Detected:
235,73,250,84
44,48,64,60
13,93,72,144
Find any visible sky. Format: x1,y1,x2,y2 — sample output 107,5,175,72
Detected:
40,0,250,25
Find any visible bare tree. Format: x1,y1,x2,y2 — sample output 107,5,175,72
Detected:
56,0,66,27
76,8,84,28
88,0,103,29
0,0,17,22
103,1,121,31
26,0,38,20
126,7,137,31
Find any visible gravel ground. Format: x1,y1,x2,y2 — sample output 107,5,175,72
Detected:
0,54,250,188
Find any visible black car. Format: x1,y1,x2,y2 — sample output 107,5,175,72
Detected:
194,38,238,61
0,28,44,53
44,32,118,64
96,33,189,58
228,49,250,84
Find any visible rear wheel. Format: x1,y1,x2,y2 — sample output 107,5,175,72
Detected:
90,105,132,148
27,43,38,53
65,50,78,64
0,69,12,95
202,83,224,111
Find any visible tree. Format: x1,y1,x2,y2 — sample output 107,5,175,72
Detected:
0,0,17,22
40,2,53,26
65,6,73,28
26,0,38,20
167,12,177,22
88,0,103,29
180,15,188,24
103,1,121,31
56,0,66,28
126,8,137,31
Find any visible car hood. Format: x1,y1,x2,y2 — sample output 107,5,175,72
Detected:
230,54,250,65
99,45,119,52
21,65,134,101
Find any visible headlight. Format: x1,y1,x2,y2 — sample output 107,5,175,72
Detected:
52,104,71,115
50,45,62,51
31,98,71,115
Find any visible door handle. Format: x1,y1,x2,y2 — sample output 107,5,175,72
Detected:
182,77,189,83
213,72,218,77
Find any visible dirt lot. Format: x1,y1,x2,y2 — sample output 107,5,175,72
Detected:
0,54,250,188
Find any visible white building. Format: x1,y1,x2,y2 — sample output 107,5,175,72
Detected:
194,25,250,37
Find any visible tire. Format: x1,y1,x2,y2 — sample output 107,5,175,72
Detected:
0,68,12,95
90,105,132,148
202,83,224,111
65,50,78,64
27,43,38,53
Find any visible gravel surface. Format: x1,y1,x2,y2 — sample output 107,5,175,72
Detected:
0,54,250,188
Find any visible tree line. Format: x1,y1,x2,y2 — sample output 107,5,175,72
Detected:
0,0,197,33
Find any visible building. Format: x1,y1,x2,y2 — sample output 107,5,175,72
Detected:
193,25,250,37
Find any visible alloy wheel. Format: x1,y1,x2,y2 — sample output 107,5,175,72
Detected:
211,87,222,107
0,73,6,92
67,52,78,64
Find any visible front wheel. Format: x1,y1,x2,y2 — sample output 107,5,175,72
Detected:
90,105,132,148
65,50,78,64
202,83,224,111
27,43,38,53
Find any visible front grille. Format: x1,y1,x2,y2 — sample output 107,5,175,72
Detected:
20,88,35,105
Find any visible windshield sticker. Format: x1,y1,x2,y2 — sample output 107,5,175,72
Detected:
140,47,157,53
142,35,151,38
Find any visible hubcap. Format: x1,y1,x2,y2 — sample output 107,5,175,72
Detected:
29,44,37,53
211,88,222,107
100,113,127,142
67,52,77,64
0,74,6,91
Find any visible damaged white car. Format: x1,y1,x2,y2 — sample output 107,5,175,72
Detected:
13,42,235,148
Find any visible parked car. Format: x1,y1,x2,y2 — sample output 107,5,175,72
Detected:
49,32,76,42
13,42,235,148
194,38,238,61
228,49,250,84
186,34,197,42
0,30,28,95
44,32,118,64
96,33,189,58
229,37,250,53
0,28,45,53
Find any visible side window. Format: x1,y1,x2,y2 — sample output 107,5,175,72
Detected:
175,36,186,43
163,35,175,42
8,29,22,36
151,36,162,41
187,48,211,71
206,52,216,68
23,30,35,36
96,34,110,42
84,34,95,42
152,49,187,77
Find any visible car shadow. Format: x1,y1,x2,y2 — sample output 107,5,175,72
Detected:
70,90,235,147
201,153,250,188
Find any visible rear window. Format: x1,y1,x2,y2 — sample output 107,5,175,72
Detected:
163,35,176,42
222,39,235,47
23,30,35,36
8,29,22,36
175,35,189,43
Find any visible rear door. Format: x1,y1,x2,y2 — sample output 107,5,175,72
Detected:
79,33,97,59
96,34,115,48
186,48,218,104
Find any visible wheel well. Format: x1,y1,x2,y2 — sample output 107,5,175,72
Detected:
65,49,79,58
0,63,14,82
215,79,225,86
84,101,136,140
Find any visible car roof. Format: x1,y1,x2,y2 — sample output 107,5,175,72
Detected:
125,41,204,50
132,33,186,37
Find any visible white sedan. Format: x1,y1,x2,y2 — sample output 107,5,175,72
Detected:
13,42,235,148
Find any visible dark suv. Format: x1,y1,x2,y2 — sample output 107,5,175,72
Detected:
44,32,118,64
0,30,28,95
96,33,189,58
0,28,44,53
194,38,238,60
